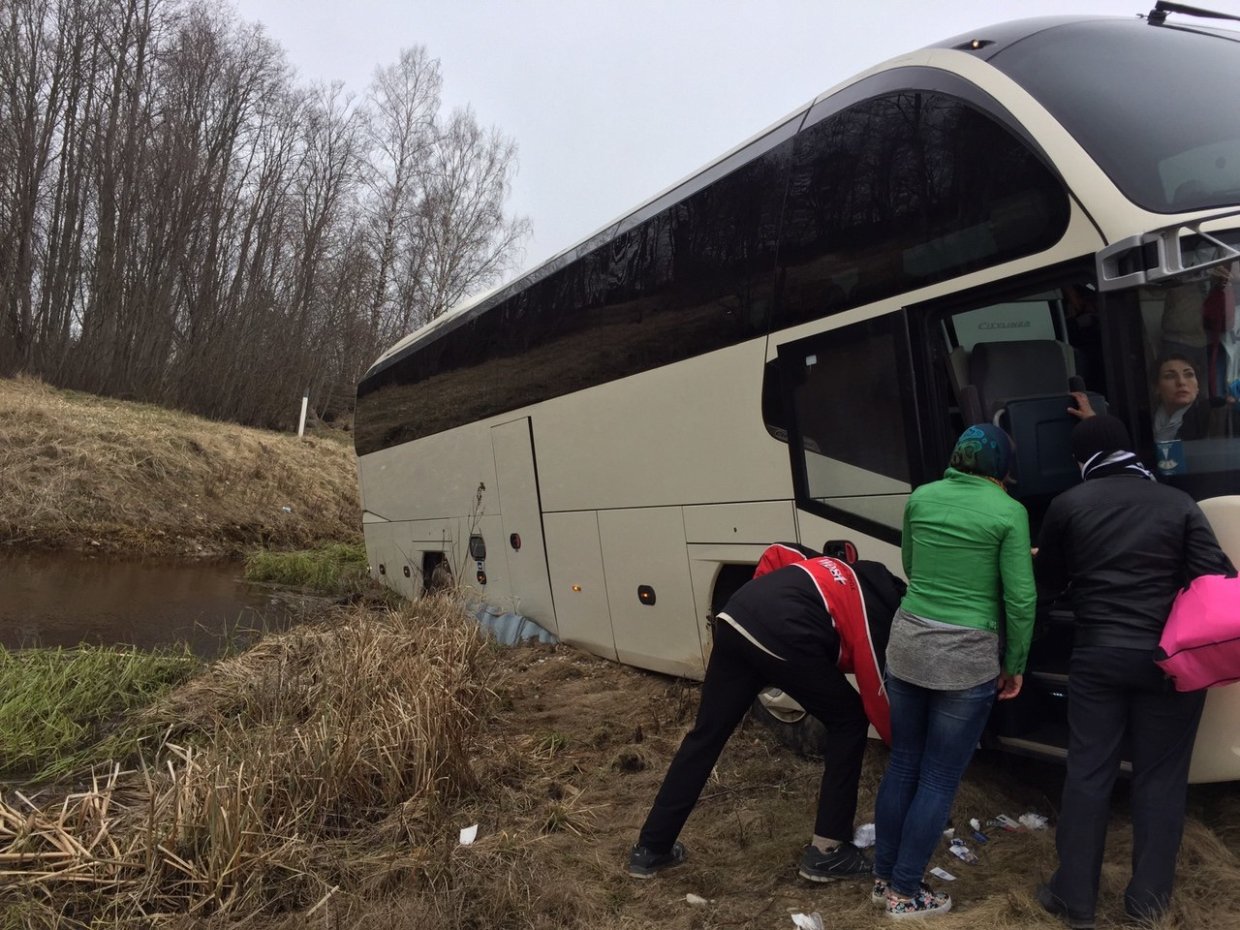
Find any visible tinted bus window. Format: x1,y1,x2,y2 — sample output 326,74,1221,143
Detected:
354,147,790,454
776,92,1069,327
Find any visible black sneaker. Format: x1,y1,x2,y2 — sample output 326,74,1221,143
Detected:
1036,883,1096,930
798,841,871,882
627,841,687,878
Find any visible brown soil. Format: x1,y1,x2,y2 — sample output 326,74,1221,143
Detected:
396,640,1240,930
0,376,360,558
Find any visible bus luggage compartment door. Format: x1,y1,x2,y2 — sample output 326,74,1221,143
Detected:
490,418,556,630
599,507,704,679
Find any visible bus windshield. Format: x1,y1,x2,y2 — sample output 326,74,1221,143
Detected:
991,20,1240,213
1134,264,1240,488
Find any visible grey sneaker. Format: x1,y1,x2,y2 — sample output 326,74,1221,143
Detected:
627,841,686,878
798,842,871,882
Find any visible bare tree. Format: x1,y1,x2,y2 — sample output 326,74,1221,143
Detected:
0,0,529,430
414,106,529,328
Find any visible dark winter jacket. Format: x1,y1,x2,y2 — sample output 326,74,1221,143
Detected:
722,545,905,743
1035,474,1233,650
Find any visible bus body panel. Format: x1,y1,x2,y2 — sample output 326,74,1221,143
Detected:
531,340,789,513
599,507,704,678
1188,498,1240,783
489,418,556,627
682,500,796,546
358,424,497,524
543,510,616,659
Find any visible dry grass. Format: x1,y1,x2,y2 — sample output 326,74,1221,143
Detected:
1,594,499,924
0,375,360,558
2,610,1238,929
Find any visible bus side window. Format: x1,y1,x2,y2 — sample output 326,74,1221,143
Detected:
779,313,914,537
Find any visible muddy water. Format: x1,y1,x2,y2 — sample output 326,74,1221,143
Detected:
0,552,305,657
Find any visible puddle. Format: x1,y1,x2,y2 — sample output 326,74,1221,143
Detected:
0,551,309,657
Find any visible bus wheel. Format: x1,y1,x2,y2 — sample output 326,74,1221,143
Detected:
749,688,828,758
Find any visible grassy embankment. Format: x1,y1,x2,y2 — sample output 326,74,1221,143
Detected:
0,375,361,559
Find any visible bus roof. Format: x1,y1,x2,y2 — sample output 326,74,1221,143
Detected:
362,12,1220,381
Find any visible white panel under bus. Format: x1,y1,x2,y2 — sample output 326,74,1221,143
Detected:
599,507,705,678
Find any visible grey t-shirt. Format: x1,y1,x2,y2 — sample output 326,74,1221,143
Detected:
885,606,1000,690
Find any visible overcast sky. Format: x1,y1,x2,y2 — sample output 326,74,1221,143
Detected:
230,0,1151,274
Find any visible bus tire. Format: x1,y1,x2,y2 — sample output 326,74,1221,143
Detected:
749,692,829,758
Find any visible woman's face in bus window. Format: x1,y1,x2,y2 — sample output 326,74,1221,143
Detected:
1156,358,1199,412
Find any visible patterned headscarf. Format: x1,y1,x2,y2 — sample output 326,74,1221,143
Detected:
948,424,1011,480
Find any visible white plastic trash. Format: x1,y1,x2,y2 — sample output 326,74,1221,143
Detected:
1019,812,1049,830
790,913,824,930
458,824,478,845
853,822,876,848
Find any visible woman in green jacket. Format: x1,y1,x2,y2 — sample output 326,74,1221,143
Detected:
872,424,1036,919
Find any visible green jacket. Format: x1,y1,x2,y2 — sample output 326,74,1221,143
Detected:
899,468,1037,676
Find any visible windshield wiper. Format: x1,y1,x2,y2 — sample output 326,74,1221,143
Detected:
1148,1,1240,26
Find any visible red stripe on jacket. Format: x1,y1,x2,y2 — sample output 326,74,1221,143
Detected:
754,545,891,745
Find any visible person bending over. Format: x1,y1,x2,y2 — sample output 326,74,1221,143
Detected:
628,549,904,883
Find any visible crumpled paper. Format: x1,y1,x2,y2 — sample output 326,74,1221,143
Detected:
853,822,876,848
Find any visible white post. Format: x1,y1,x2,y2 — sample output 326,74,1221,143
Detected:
297,389,309,438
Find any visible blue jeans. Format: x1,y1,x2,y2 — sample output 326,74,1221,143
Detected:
873,673,995,896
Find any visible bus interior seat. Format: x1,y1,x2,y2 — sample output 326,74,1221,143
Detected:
968,339,1076,421
1002,391,1108,499
946,338,1108,499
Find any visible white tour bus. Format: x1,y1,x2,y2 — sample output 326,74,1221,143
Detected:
355,9,1240,781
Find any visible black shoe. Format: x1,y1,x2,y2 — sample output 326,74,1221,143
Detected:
798,841,871,883
628,841,687,878
1036,883,1096,930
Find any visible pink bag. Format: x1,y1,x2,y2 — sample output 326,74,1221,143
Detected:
1155,573,1240,691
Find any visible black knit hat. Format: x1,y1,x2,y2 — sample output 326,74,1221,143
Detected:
1071,414,1132,462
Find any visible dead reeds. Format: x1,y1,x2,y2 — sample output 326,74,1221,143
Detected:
0,594,500,922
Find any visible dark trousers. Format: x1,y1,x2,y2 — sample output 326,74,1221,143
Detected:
1048,645,1206,920
637,620,870,852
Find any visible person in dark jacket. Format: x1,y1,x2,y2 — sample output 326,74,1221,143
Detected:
1034,415,1234,929
627,548,905,883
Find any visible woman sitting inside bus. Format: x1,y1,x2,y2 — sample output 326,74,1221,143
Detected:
1069,352,1232,442
1151,353,1211,441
